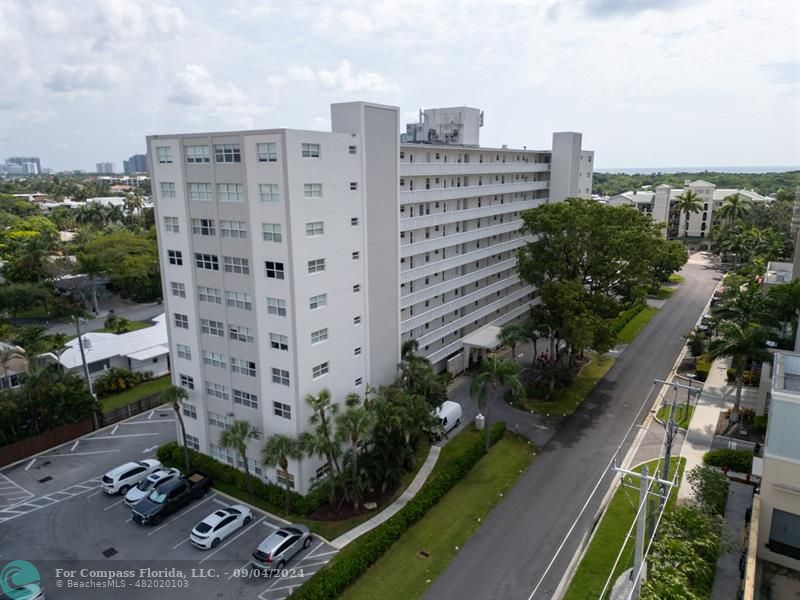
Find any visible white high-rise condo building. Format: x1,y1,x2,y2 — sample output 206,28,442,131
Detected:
148,102,592,493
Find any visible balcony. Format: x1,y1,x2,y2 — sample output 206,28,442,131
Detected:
415,286,535,347
400,180,549,205
400,220,523,258
400,162,550,177
400,236,533,284
401,198,541,229
401,275,521,333
400,257,517,308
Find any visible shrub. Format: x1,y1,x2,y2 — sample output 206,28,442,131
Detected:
688,330,706,357
687,464,729,516
93,368,144,397
753,415,768,435
291,422,507,600
611,301,646,337
694,353,712,382
726,368,736,383
703,448,753,474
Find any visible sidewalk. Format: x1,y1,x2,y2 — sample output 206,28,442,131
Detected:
677,356,733,500
711,481,752,600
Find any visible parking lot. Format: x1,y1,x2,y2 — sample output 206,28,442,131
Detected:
0,408,336,599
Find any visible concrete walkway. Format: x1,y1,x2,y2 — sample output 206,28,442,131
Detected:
331,445,442,549
711,481,752,600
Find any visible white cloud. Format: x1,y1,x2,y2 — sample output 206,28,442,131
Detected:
46,64,122,93
287,60,399,93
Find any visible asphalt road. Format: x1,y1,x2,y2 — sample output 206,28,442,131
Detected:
425,253,722,600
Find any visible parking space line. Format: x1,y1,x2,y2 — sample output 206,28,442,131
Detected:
199,517,265,564
148,410,155,420
87,490,104,498
227,562,251,580
299,541,323,561
261,583,298,594
44,450,121,457
118,420,175,425
70,440,79,452
103,498,127,511
24,459,35,471
111,425,119,435
297,560,330,569
212,498,229,507
262,521,278,529
146,494,217,536
0,474,32,505
125,516,133,523
87,433,161,440
171,537,190,549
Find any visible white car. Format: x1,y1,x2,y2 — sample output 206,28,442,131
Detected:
101,459,162,495
190,505,253,549
124,468,181,507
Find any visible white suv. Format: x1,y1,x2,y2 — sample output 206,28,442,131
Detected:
101,459,162,495
124,468,181,507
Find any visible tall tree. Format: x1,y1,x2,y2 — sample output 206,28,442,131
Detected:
766,279,800,339
160,385,192,472
716,194,751,230
673,190,703,240
261,434,303,514
47,333,70,371
470,355,524,451
77,251,104,314
499,324,525,361
336,393,374,510
219,419,260,503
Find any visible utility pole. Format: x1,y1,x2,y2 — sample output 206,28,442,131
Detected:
632,466,648,600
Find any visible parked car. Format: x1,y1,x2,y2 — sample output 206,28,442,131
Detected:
101,459,162,495
190,504,253,549
124,468,181,507
251,524,312,570
131,470,212,525
433,400,463,437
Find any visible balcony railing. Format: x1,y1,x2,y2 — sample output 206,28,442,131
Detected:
400,162,550,177
400,220,523,258
401,198,541,230
400,180,549,205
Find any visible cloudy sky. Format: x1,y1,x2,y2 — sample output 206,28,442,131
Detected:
1,0,798,171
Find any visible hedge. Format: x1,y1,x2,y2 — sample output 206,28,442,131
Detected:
703,448,753,473
291,422,507,600
610,301,646,337
156,442,322,516
695,353,712,382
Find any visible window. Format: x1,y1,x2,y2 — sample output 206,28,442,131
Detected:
348,145,357,154
312,362,329,379
185,434,200,451
309,293,327,310
221,220,247,239
163,216,179,232
350,182,358,191
351,217,359,226
197,286,222,304
272,368,290,386
302,143,320,158
179,374,194,390
233,389,258,409
191,218,216,236
174,313,189,329
214,143,241,163
182,403,197,419
306,221,324,237
185,145,210,163
315,463,331,481
354,347,361,356
188,182,213,201
265,261,285,279
352,251,360,260
194,253,219,271
311,328,328,344
354,316,361,324
267,297,287,316
170,282,186,298
160,182,176,199
307,258,325,274
262,223,282,242
156,146,172,164
167,250,183,266
202,351,226,369
354,377,363,386
210,443,234,465
229,325,254,343
270,333,288,351
206,381,228,400
217,183,244,202
304,183,322,198
259,183,279,203
257,142,277,162
176,344,192,360
223,256,250,274
768,509,800,560
200,319,224,337
226,291,252,310
353,284,360,293
231,357,256,377
273,401,291,419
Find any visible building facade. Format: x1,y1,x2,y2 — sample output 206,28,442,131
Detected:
123,154,148,174
96,162,115,174
148,102,591,493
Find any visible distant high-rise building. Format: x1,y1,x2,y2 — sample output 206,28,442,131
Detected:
6,156,41,175
96,162,115,174
123,154,148,174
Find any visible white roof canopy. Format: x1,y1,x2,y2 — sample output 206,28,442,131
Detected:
462,324,502,350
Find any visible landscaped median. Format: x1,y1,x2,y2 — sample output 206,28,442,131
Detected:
655,403,695,429
291,423,511,600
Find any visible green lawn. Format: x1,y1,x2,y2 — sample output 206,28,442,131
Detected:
656,404,695,429
649,286,674,300
563,457,686,600
340,433,535,600
669,274,685,284
513,352,616,416
99,376,172,412
616,306,658,344
99,320,153,334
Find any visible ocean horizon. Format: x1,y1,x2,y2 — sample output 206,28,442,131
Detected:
595,166,798,175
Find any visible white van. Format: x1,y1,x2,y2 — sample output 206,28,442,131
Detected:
434,401,463,436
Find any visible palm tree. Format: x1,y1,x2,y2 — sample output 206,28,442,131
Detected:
261,434,303,514
766,279,800,339
499,324,525,362
709,322,771,424
47,333,70,371
398,338,428,389
299,427,341,507
673,190,703,241
712,284,769,326
336,393,374,510
219,420,260,503
716,194,751,230
77,251,104,314
470,355,524,451
160,385,192,471
305,389,342,475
